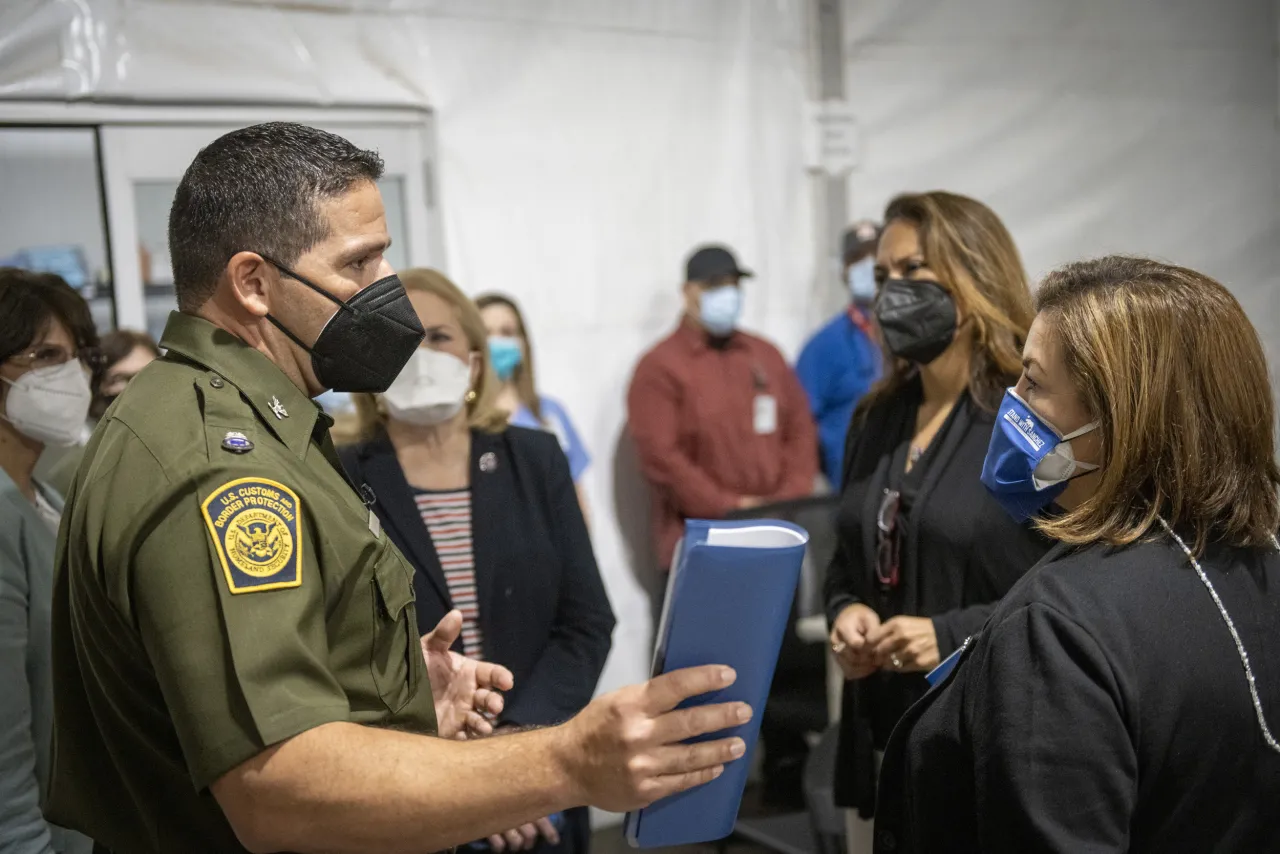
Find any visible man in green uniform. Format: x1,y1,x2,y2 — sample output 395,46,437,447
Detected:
47,122,748,854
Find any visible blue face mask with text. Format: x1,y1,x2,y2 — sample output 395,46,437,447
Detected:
981,388,1100,523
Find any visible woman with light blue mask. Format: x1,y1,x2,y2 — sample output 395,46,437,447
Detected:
476,293,592,520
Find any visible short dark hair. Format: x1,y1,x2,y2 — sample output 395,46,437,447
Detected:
0,267,99,363
168,122,385,311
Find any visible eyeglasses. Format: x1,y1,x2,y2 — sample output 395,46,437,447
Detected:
876,488,901,590
6,344,106,372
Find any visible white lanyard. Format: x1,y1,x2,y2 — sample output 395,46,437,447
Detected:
1159,517,1280,754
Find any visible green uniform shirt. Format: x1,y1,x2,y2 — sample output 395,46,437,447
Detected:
46,312,436,853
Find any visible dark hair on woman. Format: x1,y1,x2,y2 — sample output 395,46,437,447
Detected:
99,329,160,369
88,329,161,419
0,267,99,364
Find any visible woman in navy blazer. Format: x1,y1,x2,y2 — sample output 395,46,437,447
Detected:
339,269,614,854
341,428,613,726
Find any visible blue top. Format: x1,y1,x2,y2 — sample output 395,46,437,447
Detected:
510,395,591,482
0,469,94,854
795,309,882,486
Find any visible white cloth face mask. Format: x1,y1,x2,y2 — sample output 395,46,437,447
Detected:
381,348,473,426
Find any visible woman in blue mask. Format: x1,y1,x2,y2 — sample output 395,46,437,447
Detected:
476,294,591,519
823,192,1053,852
873,256,1280,853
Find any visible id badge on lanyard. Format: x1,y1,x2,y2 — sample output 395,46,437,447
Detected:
753,394,777,435
752,366,777,435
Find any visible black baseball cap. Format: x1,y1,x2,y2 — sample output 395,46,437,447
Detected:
685,245,753,283
842,220,881,263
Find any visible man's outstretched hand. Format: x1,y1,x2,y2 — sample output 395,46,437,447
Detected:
561,665,752,813
421,610,515,740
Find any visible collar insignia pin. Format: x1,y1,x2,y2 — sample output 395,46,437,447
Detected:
479,452,498,473
269,396,289,420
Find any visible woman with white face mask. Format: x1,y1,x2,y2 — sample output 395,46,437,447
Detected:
0,267,98,854
338,269,614,854
40,327,160,498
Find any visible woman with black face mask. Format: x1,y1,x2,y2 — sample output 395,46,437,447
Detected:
822,191,1053,853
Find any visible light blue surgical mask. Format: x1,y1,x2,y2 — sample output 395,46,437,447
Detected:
316,389,355,415
488,336,523,382
847,256,877,304
698,285,742,337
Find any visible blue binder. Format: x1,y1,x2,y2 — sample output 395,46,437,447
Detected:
624,518,810,848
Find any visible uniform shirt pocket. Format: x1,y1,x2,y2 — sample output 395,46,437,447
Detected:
369,546,420,714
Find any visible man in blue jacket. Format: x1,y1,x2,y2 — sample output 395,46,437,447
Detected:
796,220,883,487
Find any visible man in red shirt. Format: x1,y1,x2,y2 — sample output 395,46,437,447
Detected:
627,244,818,570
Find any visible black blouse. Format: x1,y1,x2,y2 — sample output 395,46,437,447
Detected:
875,537,1280,854
823,377,1051,810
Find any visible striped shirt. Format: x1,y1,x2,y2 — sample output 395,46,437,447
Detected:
414,488,484,660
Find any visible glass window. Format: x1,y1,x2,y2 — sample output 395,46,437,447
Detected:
134,180,180,341
0,127,115,332
377,177,408,273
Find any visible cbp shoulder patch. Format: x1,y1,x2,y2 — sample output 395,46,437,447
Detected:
201,477,303,594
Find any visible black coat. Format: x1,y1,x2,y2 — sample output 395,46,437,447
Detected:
338,427,616,728
875,537,1280,854
823,378,1051,810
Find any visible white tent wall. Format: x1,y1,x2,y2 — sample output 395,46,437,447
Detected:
843,0,1280,387
413,2,815,723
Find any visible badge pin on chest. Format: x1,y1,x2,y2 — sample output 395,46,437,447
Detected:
222,431,254,454
269,396,289,420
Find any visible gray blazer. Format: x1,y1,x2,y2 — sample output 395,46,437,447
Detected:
0,468,92,854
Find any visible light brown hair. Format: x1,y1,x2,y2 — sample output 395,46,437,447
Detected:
352,268,508,440
1035,255,1280,553
857,191,1034,416
475,292,542,423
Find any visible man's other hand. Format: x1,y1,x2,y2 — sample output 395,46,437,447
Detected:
422,610,514,740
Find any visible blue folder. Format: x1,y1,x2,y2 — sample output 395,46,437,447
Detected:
624,518,810,848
